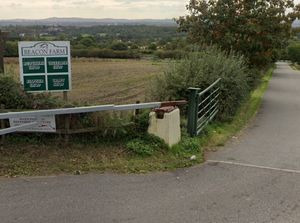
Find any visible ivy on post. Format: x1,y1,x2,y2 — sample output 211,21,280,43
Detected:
187,87,200,137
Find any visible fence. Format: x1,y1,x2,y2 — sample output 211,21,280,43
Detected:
187,78,221,137
0,101,186,136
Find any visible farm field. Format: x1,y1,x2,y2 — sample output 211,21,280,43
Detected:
4,58,167,105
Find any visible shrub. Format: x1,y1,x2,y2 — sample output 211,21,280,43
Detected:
0,75,63,109
0,76,31,109
155,50,185,59
133,110,151,132
147,43,157,51
72,48,140,59
4,41,18,57
151,46,250,121
247,68,262,89
110,42,128,51
288,44,300,64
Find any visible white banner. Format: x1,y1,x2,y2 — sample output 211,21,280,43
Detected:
9,115,56,133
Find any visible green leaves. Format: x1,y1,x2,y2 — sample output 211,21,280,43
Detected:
151,47,251,121
178,0,300,68
288,44,300,63
0,75,63,109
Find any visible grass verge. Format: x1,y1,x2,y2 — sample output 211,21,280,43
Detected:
290,63,300,71
199,67,274,150
0,67,274,177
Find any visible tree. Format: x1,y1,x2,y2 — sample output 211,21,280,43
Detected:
110,41,128,51
148,43,157,51
288,43,300,63
79,36,96,47
177,0,300,68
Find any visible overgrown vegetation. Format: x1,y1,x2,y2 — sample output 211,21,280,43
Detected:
0,75,63,109
288,43,300,64
0,67,273,176
198,67,274,149
151,47,251,121
126,135,168,157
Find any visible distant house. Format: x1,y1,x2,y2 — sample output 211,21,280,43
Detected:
19,33,25,38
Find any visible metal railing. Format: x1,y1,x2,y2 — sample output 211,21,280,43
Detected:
0,101,186,136
187,78,221,137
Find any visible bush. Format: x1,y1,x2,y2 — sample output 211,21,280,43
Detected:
155,50,185,59
4,41,18,57
151,46,250,121
110,42,128,51
133,110,151,132
0,76,31,109
288,44,300,64
72,48,140,59
0,75,63,109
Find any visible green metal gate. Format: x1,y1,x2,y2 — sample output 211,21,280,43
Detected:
187,78,221,137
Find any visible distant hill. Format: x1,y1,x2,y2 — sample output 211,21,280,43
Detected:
0,17,177,27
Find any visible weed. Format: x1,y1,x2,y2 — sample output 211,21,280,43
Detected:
126,134,168,157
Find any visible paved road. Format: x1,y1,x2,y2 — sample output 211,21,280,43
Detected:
1,62,300,223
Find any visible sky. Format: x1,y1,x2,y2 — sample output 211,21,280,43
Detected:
0,0,190,20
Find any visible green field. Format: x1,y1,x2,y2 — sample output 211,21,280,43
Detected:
4,58,167,104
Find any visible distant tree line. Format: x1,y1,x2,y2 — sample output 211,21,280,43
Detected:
3,25,187,59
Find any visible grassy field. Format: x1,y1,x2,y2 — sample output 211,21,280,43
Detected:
4,58,167,104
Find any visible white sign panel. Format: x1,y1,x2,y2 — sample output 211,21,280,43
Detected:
9,116,56,133
18,41,72,92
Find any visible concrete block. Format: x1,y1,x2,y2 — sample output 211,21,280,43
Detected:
148,108,181,147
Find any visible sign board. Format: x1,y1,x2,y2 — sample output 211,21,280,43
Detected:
18,41,72,92
9,115,56,133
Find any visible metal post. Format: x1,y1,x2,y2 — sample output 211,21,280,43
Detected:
187,88,200,137
135,101,140,116
63,91,70,144
0,104,5,146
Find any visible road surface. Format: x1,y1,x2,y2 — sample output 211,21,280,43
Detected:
1,62,300,223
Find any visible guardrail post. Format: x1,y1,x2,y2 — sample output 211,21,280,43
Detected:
187,88,200,137
135,101,140,116
64,115,70,144
0,104,5,146
63,91,70,144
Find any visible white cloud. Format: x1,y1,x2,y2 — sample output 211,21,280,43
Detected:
0,0,190,19
4,0,298,20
